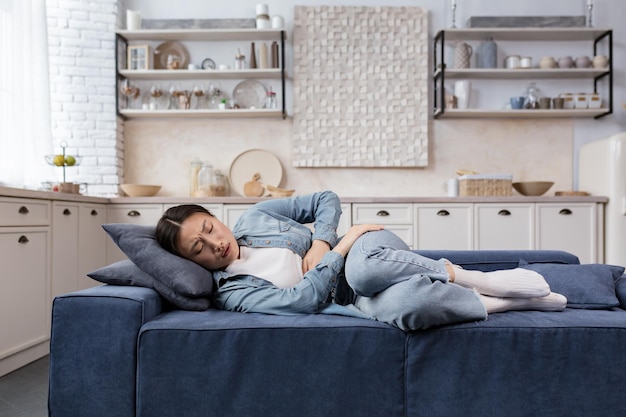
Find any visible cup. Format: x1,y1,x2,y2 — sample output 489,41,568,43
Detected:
187,63,197,70
454,80,471,109
510,96,525,110
446,178,459,197
552,97,564,109
539,97,551,109
126,10,141,31
520,56,533,68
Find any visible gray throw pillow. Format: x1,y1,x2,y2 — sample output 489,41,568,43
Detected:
88,260,211,311
102,223,214,301
519,261,623,309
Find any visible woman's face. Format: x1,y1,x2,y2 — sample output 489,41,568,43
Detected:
175,212,239,270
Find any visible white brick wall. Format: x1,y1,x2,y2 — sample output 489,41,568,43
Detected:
46,0,124,196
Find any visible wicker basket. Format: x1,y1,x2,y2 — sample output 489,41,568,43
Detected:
459,174,513,197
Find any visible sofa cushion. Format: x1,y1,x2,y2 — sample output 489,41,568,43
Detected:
88,260,210,310
615,275,626,309
519,261,623,309
101,224,213,308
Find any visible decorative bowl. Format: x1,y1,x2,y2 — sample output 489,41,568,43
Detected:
120,184,161,197
266,185,295,198
512,181,554,196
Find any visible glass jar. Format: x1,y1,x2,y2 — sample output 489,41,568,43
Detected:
196,163,213,197
210,170,227,196
524,82,541,109
265,91,277,109
234,51,246,70
189,158,203,197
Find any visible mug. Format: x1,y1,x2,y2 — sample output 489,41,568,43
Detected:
510,96,525,110
539,97,551,109
552,97,564,109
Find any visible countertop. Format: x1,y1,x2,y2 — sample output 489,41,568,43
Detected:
0,186,610,204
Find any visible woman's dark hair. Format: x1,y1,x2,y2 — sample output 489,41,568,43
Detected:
156,204,213,256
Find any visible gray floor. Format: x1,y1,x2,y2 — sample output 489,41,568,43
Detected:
0,356,48,417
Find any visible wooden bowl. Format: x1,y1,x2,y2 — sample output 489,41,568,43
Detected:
120,184,161,197
266,185,295,198
512,181,554,196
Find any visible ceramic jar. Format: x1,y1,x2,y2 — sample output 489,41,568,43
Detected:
520,56,533,68
454,42,473,69
505,55,521,69
557,56,574,68
539,56,557,69
478,38,497,69
592,55,609,69
575,56,592,68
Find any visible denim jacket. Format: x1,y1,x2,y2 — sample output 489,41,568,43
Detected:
211,191,372,320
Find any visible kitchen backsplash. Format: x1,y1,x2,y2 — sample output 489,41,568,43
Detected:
123,117,573,197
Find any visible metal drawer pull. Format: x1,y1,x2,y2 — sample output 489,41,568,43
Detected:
91,209,99,216
128,210,141,217
437,210,450,216
498,210,511,216
18,206,29,215
376,210,390,217
18,235,29,244
559,208,573,215
63,208,72,216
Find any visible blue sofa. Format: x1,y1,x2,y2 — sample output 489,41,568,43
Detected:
48,250,626,417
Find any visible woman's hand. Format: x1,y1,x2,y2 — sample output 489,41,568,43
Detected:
302,239,331,273
332,224,385,257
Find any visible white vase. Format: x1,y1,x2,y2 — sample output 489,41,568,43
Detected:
454,81,471,109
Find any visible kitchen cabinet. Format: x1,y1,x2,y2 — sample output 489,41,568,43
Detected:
0,198,50,377
52,202,108,296
536,203,600,264
474,203,534,250
223,204,253,229
106,204,164,264
433,28,613,119
115,29,287,119
77,203,107,290
352,203,414,247
163,203,224,223
414,204,473,250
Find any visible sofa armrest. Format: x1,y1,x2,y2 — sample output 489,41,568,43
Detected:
49,285,163,417
616,275,626,309
415,250,580,272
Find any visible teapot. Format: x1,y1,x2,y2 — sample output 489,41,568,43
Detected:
454,42,473,69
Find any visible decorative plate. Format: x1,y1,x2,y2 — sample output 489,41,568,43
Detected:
154,41,190,69
229,149,284,197
232,80,267,109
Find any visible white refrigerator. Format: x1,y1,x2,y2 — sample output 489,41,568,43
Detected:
579,132,626,267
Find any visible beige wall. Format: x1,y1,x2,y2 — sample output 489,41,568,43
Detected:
123,117,573,197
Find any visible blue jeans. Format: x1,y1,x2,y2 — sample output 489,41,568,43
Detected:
344,230,487,331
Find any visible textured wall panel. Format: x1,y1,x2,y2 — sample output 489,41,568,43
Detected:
292,6,429,167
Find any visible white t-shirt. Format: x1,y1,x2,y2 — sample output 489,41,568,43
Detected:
225,246,304,288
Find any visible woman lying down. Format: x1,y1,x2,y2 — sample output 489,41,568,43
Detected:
155,190,565,331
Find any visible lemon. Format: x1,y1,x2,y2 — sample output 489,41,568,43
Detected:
65,155,76,166
53,154,65,166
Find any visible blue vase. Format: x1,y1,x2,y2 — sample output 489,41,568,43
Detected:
478,38,497,69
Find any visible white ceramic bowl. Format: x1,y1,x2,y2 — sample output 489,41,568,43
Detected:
120,184,161,197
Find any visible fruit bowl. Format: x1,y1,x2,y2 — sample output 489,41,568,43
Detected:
120,184,162,197
512,181,554,196
45,154,82,167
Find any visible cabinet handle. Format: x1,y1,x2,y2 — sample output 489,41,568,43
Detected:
559,208,573,215
127,210,141,217
18,206,29,215
498,210,511,216
63,208,72,216
91,209,99,216
18,235,29,244
376,210,390,217
437,210,450,216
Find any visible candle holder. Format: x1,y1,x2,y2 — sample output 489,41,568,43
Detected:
44,142,82,183
587,2,593,27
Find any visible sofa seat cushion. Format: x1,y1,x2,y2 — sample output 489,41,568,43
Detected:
406,308,626,417
137,310,406,417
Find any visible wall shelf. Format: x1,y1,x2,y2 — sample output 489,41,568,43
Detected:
118,108,283,119
433,28,613,120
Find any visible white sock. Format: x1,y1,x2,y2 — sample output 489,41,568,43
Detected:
479,292,567,314
453,267,550,298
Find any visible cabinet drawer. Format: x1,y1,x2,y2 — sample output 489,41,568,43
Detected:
475,204,534,250
352,204,413,224
0,198,50,226
415,204,472,250
106,204,164,225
